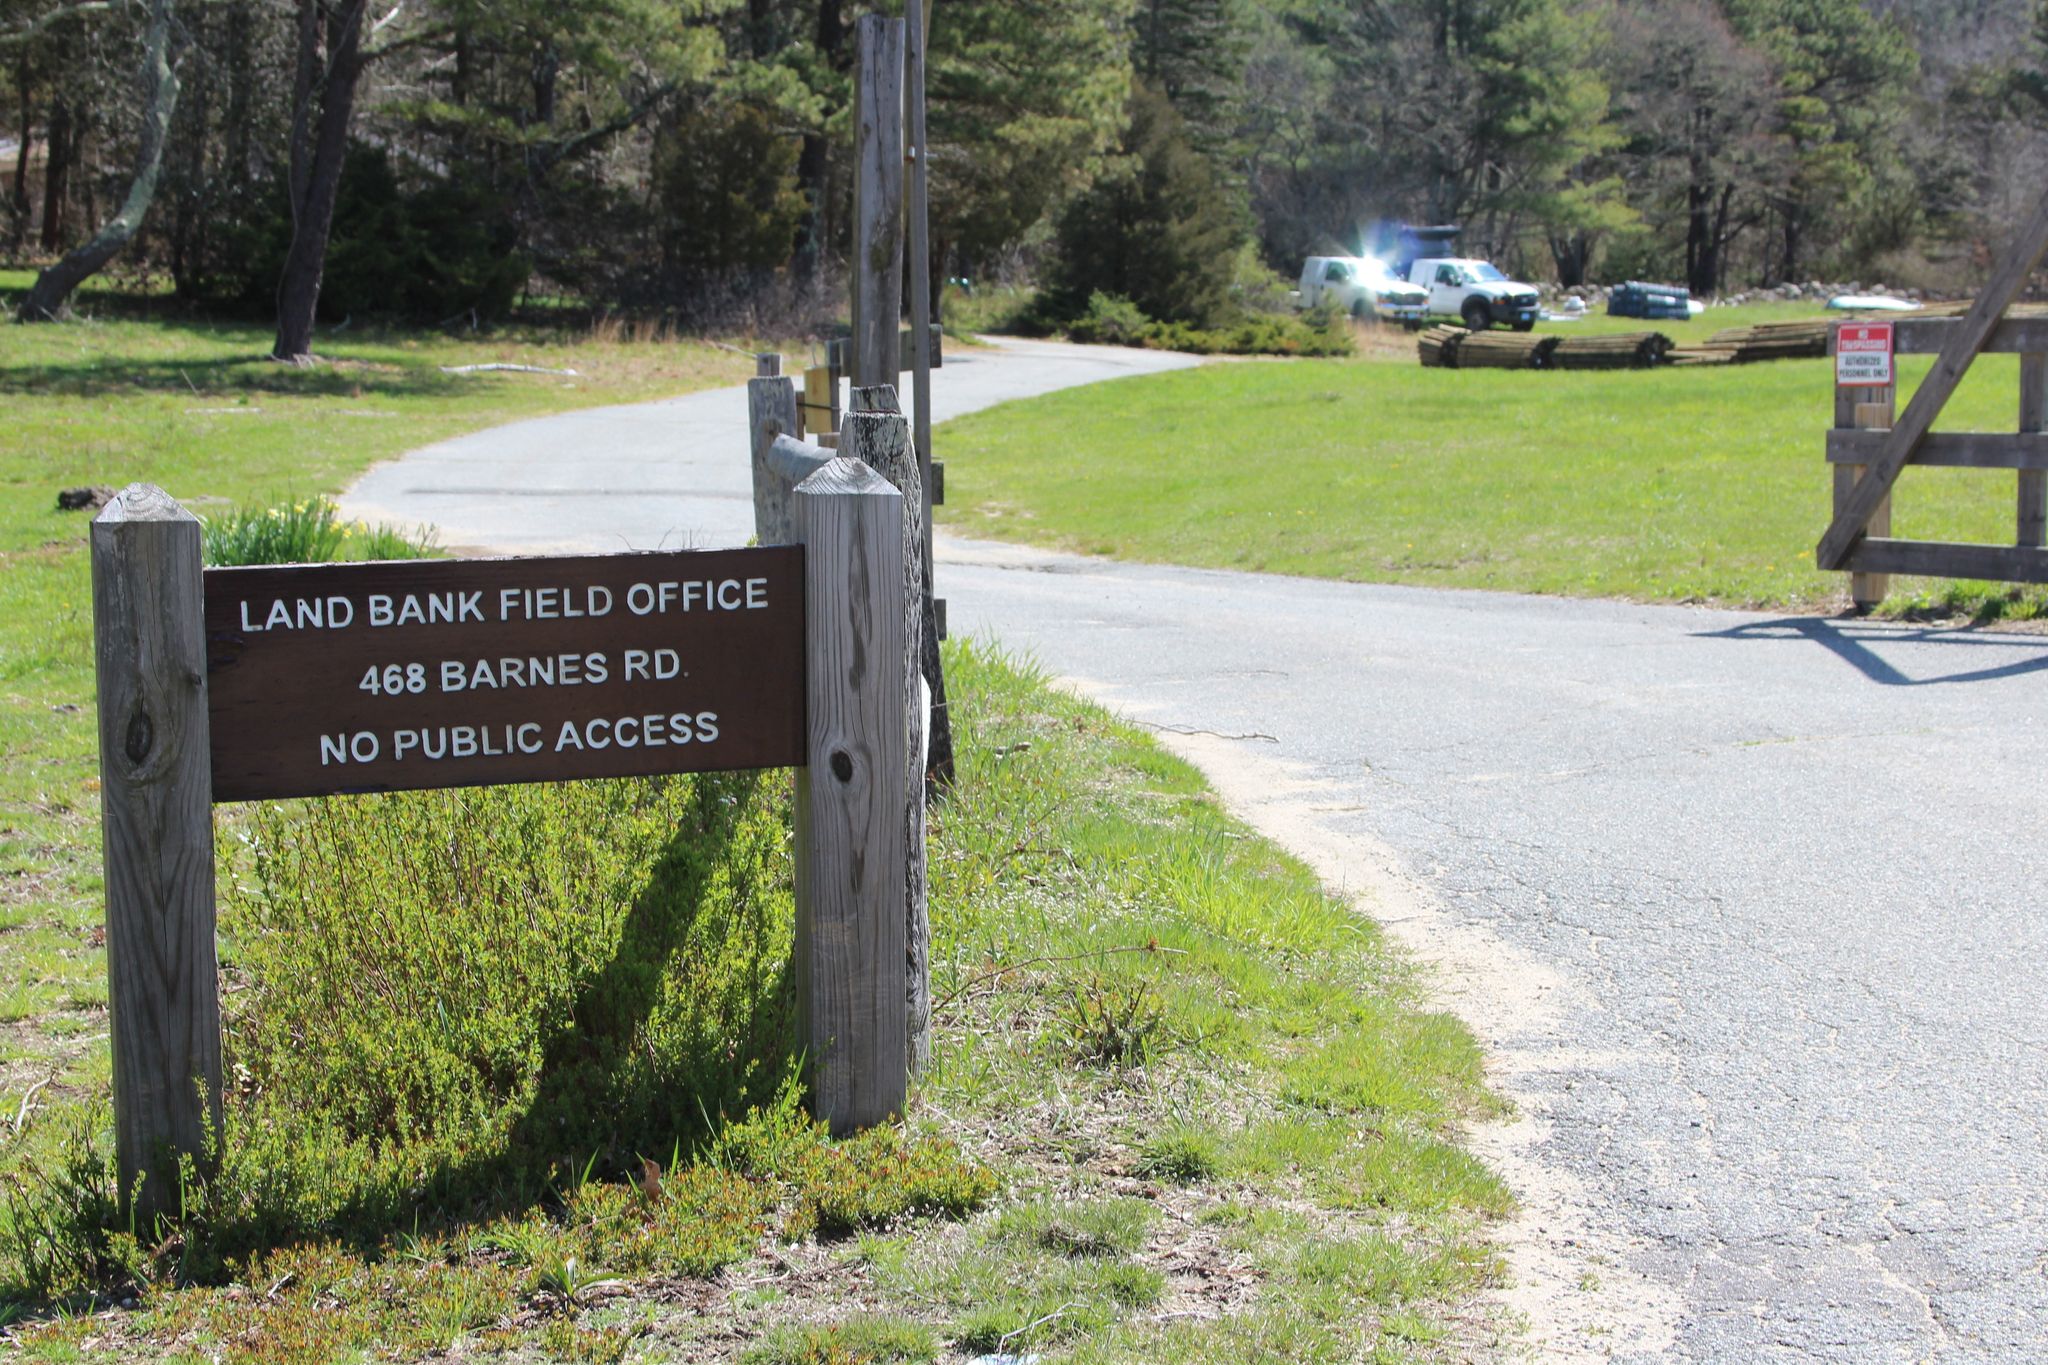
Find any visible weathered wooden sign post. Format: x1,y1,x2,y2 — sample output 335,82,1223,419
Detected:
92,468,913,1221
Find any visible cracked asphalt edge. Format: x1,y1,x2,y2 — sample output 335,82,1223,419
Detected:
1057,676,1685,1360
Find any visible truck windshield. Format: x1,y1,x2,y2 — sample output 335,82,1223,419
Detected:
1472,263,1507,282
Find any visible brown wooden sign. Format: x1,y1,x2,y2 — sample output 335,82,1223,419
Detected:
203,546,805,801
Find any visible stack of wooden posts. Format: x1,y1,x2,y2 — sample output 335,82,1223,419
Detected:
1418,326,1558,369
1455,330,1559,369
1667,319,1832,366
1417,325,1465,367
1548,332,1672,370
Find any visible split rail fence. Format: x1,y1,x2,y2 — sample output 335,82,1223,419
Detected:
1818,187,2048,605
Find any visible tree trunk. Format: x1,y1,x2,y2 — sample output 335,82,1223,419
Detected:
1711,183,1737,294
77,104,97,235
169,8,214,299
1686,177,1712,295
452,25,471,105
1550,231,1591,288
531,46,558,128
18,2,180,322
273,0,367,361
225,1,255,188
8,61,31,255
794,0,846,266
39,97,70,252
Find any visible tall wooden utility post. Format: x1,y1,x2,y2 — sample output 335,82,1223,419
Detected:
850,13,952,795
850,16,905,396
850,13,940,1075
903,0,955,791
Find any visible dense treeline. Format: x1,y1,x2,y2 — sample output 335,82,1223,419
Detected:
5,0,2048,337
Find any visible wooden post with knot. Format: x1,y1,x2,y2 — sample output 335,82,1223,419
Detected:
90,484,223,1226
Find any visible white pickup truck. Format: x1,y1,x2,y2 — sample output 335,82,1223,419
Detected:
1295,256,1428,326
1408,258,1541,331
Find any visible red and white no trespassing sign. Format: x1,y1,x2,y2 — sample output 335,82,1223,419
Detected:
1836,322,1894,387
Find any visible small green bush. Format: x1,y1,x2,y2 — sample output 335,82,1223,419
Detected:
992,1197,1153,1259
207,143,528,324
0,1104,139,1299
1044,84,1249,328
1059,289,1351,357
1065,292,1154,347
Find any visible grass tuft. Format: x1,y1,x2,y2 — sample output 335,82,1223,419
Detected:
743,1314,940,1365
200,494,437,566
1136,1122,1223,1184
993,1197,1154,1259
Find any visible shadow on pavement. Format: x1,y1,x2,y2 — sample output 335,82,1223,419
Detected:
1700,616,2048,686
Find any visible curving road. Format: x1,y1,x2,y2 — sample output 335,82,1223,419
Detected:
341,336,1200,555
342,338,2048,1362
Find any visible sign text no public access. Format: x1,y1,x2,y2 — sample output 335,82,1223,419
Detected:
203,546,804,801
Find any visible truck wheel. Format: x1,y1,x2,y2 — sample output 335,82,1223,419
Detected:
1512,319,1536,333
1461,299,1491,331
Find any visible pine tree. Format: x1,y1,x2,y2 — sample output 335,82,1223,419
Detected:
1044,83,1251,326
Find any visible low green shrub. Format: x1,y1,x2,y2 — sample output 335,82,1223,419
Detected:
708,1102,998,1240
1064,292,1154,347
1061,290,1352,357
992,1197,1153,1259
0,1104,139,1299
937,281,1039,336
228,771,798,1171
1135,1123,1221,1183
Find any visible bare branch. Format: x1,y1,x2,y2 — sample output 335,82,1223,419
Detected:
0,0,118,49
534,85,673,171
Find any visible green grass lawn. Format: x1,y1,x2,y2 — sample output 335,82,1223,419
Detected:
0,307,1510,1360
939,303,2046,618
0,300,758,1125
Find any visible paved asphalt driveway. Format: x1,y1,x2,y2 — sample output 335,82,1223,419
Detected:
343,340,2048,1362
341,336,1199,555
937,541,2048,1363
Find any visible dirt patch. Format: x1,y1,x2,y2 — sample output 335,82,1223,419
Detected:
1063,694,1683,1362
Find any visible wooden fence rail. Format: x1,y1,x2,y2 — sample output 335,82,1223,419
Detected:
1817,186,2048,584
1822,308,2048,602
